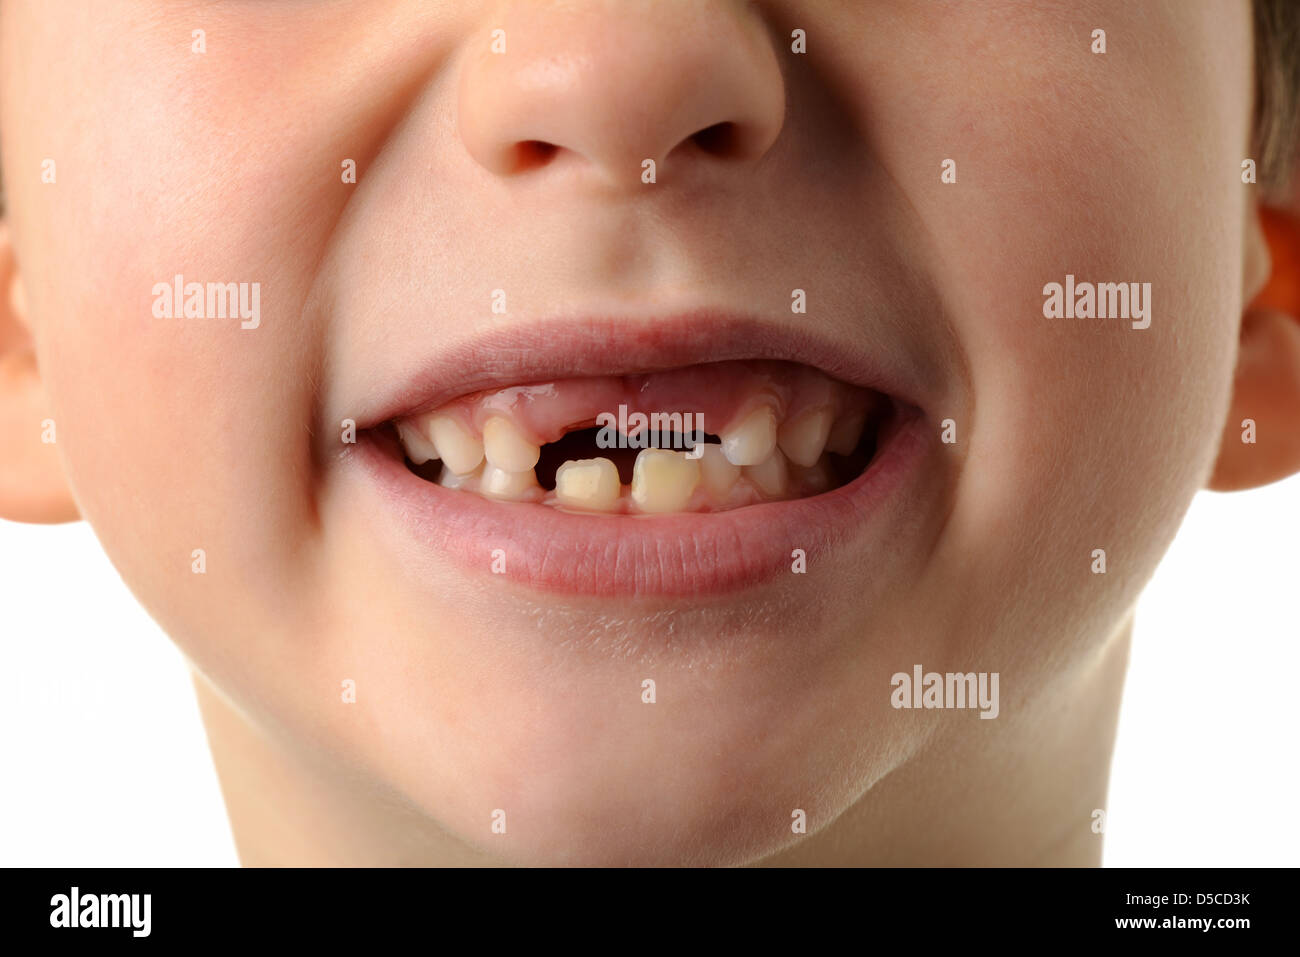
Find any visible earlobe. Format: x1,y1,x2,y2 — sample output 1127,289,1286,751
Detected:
1208,207,1300,491
0,224,80,523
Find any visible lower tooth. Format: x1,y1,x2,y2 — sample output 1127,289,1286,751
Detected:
744,448,789,497
792,458,833,495
699,445,741,499
555,458,622,512
438,463,482,489
479,464,540,501
631,449,701,513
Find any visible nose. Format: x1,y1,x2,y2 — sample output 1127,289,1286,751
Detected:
457,0,786,187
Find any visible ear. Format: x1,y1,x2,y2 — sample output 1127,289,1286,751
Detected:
1208,203,1300,491
0,223,79,522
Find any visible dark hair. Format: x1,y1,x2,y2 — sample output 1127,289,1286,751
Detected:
1253,0,1300,196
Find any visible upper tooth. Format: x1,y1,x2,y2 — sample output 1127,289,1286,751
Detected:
825,409,866,456
630,449,700,513
555,458,622,511
744,447,789,497
480,463,540,501
699,444,741,499
429,414,484,475
396,420,439,464
721,405,778,466
483,416,541,472
777,407,832,467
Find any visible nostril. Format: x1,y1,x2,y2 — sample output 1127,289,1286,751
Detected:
689,122,742,158
510,140,559,173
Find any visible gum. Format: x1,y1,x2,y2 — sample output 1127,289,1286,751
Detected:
408,360,876,446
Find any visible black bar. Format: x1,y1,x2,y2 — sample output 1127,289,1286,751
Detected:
1,866,1288,944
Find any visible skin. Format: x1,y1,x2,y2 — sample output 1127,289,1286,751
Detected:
3,0,1299,866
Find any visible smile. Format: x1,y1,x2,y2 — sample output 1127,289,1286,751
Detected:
344,314,942,596
388,360,892,514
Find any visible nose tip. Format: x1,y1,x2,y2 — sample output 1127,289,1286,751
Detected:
457,1,786,186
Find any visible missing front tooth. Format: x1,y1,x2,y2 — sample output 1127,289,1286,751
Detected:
384,362,896,513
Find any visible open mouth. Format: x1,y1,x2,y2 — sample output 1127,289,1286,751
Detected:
381,359,896,514
343,315,939,597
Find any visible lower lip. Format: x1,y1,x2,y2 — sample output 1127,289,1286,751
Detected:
350,409,932,598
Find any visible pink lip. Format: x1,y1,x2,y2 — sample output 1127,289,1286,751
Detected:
349,405,931,597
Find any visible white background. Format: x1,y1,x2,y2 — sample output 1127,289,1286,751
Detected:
1,476,1297,867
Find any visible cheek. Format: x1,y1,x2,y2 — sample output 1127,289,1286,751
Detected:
5,6,461,605
31,165,320,624
3,13,347,635
947,141,1243,548
952,88,1245,585
823,0,1248,496
833,0,1251,659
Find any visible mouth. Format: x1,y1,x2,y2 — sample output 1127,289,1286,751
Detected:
387,358,891,512
345,315,939,597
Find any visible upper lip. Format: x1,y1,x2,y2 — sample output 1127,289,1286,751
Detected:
347,310,937,431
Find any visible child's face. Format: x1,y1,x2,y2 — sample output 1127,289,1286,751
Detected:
0,0,1259,863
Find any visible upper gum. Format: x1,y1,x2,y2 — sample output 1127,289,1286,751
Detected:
398,361,870,446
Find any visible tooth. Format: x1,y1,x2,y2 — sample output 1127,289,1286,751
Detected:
777,407,833,468
825,409,866,456
744,447,789,498
555,458,622,512
792,457,833,495
721,405,777,466
630,449,701,513
429,414,484,475
483,416,541,472
438,463,481,489
480,463,540,501
699,444,741,499
396,420,439,465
